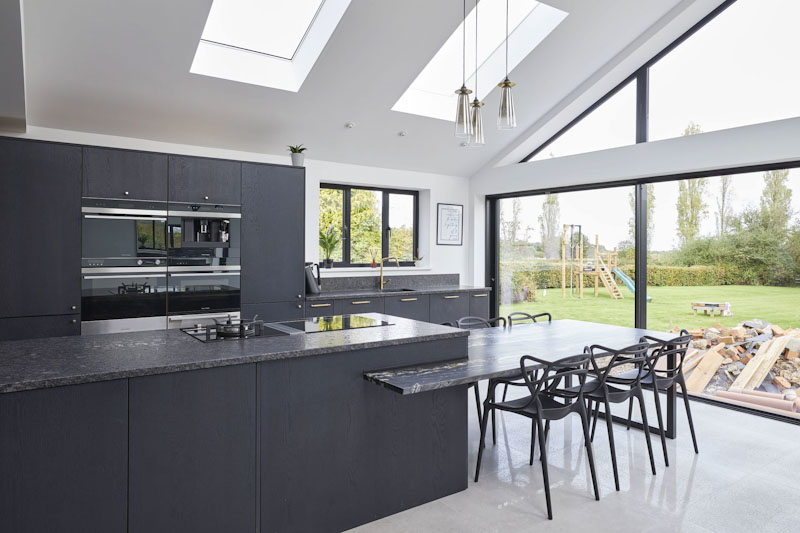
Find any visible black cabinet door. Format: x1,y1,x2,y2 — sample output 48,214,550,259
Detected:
429,293,469,325
242,301,304,322
0,380,128,533
305,300,335,317
469,291,490,320
0,138,81,319
0,314,80,341
384,294,430,321
129,365,256,533
83,147,168,201
168,155,241,205
335,297,384,315
241,163,305,304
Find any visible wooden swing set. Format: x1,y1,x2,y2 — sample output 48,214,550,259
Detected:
560,224,624,300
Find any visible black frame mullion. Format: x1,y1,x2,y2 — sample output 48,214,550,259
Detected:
634,183,647,328
381,191,390,260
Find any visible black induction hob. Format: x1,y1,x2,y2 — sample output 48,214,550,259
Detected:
181,314,393,342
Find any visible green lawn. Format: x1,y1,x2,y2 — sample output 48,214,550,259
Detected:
500,285,800,331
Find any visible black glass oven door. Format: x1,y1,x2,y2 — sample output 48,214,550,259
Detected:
167,271,241,315
82,214,167,262
81,271,168,321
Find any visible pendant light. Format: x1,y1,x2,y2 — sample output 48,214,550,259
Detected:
454,0,472,137
467,0,485,146
497,0,516,130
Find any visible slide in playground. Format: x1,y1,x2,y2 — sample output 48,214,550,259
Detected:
612,268,653,302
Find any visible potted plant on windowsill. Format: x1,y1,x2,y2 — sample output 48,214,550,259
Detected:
288,144,307,167
319,225,341,269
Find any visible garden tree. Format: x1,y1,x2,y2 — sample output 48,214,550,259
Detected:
538,193,561,259
682,121,702,136
500,197,522,244
759,169,793,235
676,178,708,244
319,188,344,261
627,184,655,249
715,175,734,236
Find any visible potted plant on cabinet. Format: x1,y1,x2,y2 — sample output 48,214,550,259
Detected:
319,225,341,269
288,144,307,167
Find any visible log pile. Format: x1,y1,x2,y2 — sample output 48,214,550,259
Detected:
668,320,800,415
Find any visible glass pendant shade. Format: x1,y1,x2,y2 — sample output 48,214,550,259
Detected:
454,86,473,137
467,99,485,146
497,78,517,130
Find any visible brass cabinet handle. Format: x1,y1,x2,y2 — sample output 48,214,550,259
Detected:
472,293,488,297
310,303,331,308
352,301,371,305
443,295,460,299
400,298,418,302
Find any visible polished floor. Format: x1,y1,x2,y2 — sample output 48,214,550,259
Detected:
351,384,797,532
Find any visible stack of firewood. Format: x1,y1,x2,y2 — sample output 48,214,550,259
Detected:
667,320,800,416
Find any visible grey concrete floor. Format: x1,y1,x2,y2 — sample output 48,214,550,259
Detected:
351,383,797,532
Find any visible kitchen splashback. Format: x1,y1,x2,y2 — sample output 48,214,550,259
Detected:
317,273,459,291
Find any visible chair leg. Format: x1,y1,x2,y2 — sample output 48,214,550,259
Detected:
474,404,491,482
529,418,537,465
472,383,482,429
491,386,497,446
637,390,657,476
502,383,509,402
579,402,600,501
590,400,600,442
626,397,634,431
651,385,669,467
602,397,620,492
536,416,553,520
678,374,699,453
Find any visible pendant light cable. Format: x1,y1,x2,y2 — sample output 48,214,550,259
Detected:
462,0,466,86
505,0,509,77
474,0,478,96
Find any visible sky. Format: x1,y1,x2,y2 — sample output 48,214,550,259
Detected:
509,0,800,252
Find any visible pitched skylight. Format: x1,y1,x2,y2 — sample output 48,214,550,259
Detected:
191,0,351,92
392,0,567,121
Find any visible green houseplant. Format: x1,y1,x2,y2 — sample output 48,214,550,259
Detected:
319,225,341,268
288,144,307,167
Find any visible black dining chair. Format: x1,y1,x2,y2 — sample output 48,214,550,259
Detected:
507,311,552,327
582,342,656,492
474,353,600,520
455,316,506,444
618,331,698,465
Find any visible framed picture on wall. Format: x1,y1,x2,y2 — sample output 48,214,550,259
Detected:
436,203,463,246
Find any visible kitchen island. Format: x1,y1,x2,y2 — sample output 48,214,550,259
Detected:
0,315,469,533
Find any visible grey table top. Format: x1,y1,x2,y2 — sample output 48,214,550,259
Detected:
305,285,491,301
0,314,468,394
364,319,674,395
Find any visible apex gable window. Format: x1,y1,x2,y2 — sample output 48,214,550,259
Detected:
319,185,418,266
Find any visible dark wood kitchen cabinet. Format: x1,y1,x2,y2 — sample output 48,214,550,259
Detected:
429,292,470,325
0,380,128,533
335,297,385,315
241,163,305,319
242,301,305,322
469,290,490,320
384,294,430,321
0,314,80,341
83,146,168,200
168,155,241,205
305,299,335,317
0,138,81,322
128,365,256,533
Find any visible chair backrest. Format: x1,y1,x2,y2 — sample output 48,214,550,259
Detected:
456,316,507,329
507,312,552,327
517,353,592,409
586,342,650,387
440,321,456,327
639,331,693,375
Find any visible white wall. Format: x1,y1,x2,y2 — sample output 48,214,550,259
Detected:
6,126,471,281
468,116,800,284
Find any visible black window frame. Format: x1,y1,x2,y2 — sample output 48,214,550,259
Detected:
320,184,419,267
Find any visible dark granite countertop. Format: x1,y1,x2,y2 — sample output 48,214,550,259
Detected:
365,320,673,395
0,314,468,394
306,285,491,301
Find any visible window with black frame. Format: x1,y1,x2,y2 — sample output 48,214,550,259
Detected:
319,184,418,267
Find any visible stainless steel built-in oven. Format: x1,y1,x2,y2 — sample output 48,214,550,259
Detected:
166,267,241,329
81,268,168,334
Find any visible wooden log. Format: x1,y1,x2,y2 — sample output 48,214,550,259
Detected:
772,324,786,337
682,350,705,373
685,350,725,393
786,350,799,360
730,340,773,390
773,376,792,389
745,337,791,390
718,336,735,345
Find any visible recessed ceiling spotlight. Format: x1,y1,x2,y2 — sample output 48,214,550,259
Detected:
398,130,408,137
345,122,355,129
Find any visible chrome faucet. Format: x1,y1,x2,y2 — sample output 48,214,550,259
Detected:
380,257,399,290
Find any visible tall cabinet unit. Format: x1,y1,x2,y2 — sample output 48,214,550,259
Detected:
241,163,306,321
0,138,82,340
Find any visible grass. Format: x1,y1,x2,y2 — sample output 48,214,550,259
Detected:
500,285,800,331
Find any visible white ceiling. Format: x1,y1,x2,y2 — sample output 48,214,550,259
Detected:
17,0,712,176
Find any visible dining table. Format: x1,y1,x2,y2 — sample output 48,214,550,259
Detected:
365,319,681,439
